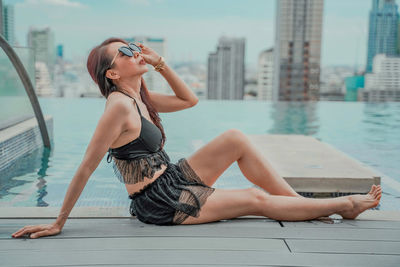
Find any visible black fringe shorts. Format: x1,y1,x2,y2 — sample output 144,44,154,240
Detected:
128,158,216,225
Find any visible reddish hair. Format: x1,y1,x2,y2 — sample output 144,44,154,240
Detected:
86,37,166,149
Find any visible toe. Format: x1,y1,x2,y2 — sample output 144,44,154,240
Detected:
369,185,375,194
374,188,381,198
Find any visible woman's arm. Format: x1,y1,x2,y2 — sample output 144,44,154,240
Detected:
147,64,198,113
138,43,198,113
11,97,131,238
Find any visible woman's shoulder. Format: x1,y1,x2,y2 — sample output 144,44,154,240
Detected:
105,92,134,114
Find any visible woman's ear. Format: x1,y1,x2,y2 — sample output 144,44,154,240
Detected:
105,69,120,80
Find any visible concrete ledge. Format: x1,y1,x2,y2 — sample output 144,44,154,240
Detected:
248,134,381,194
0,115,53,172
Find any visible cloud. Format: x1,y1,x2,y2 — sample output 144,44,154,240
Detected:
120,0,150,6
16,0,86,8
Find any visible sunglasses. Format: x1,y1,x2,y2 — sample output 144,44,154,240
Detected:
109,42,142,67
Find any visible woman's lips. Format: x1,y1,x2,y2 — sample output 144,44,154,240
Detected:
139,59,146,65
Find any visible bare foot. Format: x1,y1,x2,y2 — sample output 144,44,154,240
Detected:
337,184,382,220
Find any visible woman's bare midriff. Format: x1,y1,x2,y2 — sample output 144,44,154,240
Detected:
125,163,168,196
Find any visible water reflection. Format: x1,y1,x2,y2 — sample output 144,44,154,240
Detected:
268,101,319,135
360,102,400,182
0,146,51,207
363,102,400,142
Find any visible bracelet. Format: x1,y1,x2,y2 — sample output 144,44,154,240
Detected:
153,56,166,72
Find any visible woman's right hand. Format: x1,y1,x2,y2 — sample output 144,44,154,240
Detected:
11,222,62,239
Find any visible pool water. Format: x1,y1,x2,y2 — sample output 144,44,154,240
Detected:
1,99,399,210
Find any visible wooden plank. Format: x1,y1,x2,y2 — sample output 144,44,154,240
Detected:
282,219,400,229
0,206,131,218
0,237,289,252
67,266,276,267
1,250,400,266
2,225,400,242
286,239,400,255
57,266,272,267
0,217,277,225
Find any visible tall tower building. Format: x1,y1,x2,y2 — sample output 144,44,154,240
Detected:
207,36,245,100
273,0,324,101
362,54,400,101
2,2,15,45
257,48,274,101
27,27,56,73
366,0,399,73
27,27,56,96
0,0,3,36
126,36,168,94
56,44,63,59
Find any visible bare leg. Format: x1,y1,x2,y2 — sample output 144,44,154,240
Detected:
181,184,382,224
260,194,352,221
186,129,302,198
235,132,302,197
261,184,382,221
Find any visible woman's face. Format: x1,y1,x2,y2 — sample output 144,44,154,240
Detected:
105,41,148,81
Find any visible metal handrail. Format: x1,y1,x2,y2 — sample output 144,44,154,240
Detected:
0,34,51,148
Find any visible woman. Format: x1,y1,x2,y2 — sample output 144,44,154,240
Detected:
12,37,382,239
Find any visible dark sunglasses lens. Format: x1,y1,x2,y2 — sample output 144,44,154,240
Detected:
119,47,133,57
129,43,142,52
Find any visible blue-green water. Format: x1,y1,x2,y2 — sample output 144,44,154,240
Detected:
1,99,399,210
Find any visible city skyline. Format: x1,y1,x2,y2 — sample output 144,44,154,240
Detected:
4,0,394,68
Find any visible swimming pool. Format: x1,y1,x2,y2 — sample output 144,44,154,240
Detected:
1,99,399,210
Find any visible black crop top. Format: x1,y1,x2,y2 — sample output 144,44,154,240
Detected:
106,90,170,184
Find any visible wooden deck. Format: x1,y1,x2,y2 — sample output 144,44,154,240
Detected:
1,135,398,266
1,210,400,266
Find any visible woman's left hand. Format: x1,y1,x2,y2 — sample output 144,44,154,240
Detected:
135,42,161,67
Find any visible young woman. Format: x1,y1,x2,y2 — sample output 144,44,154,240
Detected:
12,38,381,239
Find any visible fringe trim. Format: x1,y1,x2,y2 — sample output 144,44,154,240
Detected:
173,158,215,224
172,185,215,225
111,149,170,184
176,158,204,184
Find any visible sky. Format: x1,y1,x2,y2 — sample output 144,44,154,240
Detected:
4,0,399,68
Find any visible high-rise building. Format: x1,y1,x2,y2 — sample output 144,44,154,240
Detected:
361,54,400,101
366,0,399,73
56,44,63,59
273,0,324,101
207,52,218,98
0,0,3,37
207,36,245,100
27,27,56,71
35,62,54,97
398,20,400,54
257,48,274,101
27,27,56,96
345,76,364,101
2,2,15,45
125,36,168,94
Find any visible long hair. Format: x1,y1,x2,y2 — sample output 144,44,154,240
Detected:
86,37,166,149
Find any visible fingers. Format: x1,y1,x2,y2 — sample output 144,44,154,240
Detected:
135,42,144,49
12,227,25,236
12,226,31,237
12,225,43,238
30,230,49,239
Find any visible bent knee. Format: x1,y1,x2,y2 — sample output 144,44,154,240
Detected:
224,128,250,147
248,187,269,215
